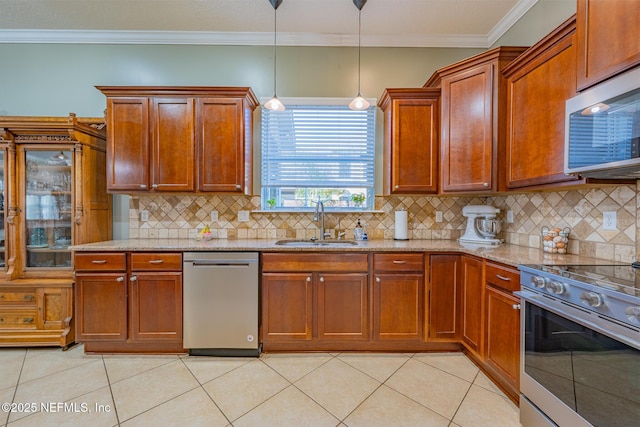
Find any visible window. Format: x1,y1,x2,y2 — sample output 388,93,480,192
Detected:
261,102,376,211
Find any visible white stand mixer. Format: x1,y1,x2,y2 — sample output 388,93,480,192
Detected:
459,205,502,246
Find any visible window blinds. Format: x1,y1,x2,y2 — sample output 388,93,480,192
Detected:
261,105,375,188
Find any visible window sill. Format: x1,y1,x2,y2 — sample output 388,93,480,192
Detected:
252,209,385,214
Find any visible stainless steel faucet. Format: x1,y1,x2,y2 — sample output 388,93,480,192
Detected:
313,197,329,240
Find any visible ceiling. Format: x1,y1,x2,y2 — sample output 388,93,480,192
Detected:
0,0,538,48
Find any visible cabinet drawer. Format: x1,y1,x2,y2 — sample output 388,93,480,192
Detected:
0,290,37,304
373,253,424,272
262,253,368,272
75,253,127,271
130,253,182,271
485,262,520,292
0,308,37,328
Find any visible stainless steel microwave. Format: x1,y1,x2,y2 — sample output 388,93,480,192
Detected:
565,66,640,179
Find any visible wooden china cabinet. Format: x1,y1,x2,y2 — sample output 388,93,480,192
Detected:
0,114,111,348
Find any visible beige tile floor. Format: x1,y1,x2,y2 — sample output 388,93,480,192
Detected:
0,345,521,427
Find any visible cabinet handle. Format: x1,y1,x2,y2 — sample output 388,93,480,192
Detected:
496,274,511,281
392,260,407,264
376,277,381,282
152,184,158,189
148,259,164,264
23,317,34,324
306,276,311,282
23,295,35,301
130,275,138,282
91,260,107,264
116,276,125,282
140,184,147,189
512,304,521,310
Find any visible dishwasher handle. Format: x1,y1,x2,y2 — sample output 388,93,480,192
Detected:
186,259,258,267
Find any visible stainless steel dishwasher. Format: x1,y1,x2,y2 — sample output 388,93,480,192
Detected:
183,252,260,356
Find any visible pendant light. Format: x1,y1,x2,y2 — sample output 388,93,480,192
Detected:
349,0,370,111
265,0,285,111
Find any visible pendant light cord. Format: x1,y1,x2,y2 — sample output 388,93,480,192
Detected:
273,7,278,97
357,9,362,96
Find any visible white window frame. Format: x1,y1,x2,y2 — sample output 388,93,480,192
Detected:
260,97,376,212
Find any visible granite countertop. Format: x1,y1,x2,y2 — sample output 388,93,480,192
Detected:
71,238,619,268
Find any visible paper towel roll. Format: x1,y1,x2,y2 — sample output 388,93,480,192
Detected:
394,210,409,240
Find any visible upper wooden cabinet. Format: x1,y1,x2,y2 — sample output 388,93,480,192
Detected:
97,86,258,194
503,17,581,190
378,88,440,194
576,0,640,90
434,47,527,193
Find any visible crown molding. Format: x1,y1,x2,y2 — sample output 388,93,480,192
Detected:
0,29,492,48
487,0,538,46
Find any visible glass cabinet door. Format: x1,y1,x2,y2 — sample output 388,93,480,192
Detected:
24,150,72,269
0,150,5,270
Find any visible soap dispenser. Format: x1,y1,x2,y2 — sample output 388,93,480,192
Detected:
354,219,364,240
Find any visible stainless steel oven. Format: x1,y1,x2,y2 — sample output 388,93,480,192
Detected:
517,265,640,427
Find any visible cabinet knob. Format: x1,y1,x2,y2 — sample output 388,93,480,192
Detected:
376,277,381,282
395,185,399,189
116,276,124,282
319,277,324,282
306,276,311,282
236,184,242,190
512,304,521,310
152,184,158,189
483,182,489,188
130,275,138,282
140,184,147,189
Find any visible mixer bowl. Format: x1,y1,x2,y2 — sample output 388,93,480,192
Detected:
476,218,502,239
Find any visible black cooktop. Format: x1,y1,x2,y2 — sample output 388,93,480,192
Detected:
522,264,640,296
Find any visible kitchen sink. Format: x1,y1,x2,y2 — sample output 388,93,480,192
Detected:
274,239,359,247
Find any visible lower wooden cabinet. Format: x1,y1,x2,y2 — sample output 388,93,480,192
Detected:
461,255,484,356
428,254,461,340
74,252,183,353
373,253,425,341
261,253,368,350
0,283,74,348
484,261,521,402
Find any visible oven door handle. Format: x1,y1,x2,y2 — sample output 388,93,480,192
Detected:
516,289,640,349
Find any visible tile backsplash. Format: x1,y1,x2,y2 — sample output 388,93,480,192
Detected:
130,182,639,263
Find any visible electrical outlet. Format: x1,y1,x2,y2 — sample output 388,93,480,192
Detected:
435,211,443,223
506,210,514,223
238,210,250,222
210,210,218,223
603,211,617,230
140,210,149,222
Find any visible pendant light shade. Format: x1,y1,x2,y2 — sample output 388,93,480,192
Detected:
349,0,369,111
265,0,285,111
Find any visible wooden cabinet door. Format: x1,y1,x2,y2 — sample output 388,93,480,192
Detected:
461,256,483,356
317,273,368,341
262,272,313,341
379,89,440,194
36,287,72,331
577,0,640,90
106,97,150,191
505,18,580,189
373,273,424,341
428,254,460,340
75,273,127,341
129,271,182,342
485,286,520,388
441,63,493,192
197,98,246,193
151,98,195,192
